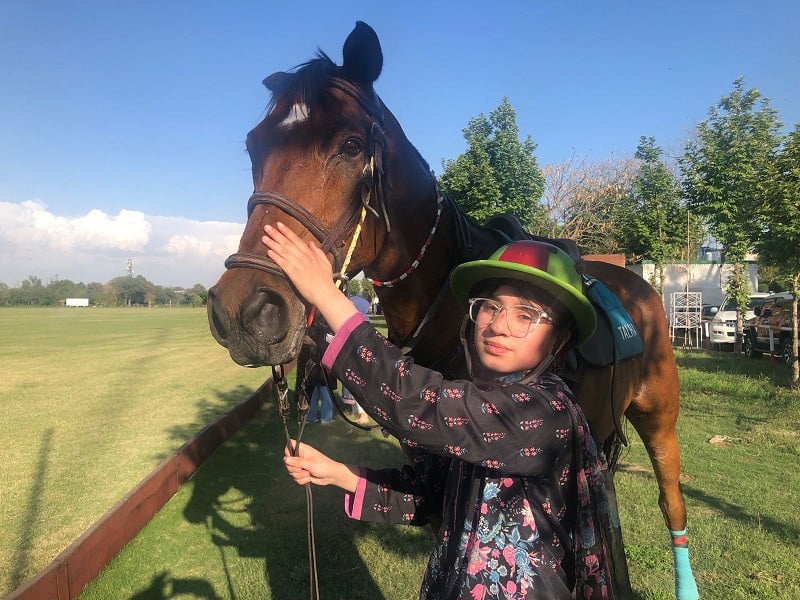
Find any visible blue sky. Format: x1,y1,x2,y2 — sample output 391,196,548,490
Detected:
1,1,798,287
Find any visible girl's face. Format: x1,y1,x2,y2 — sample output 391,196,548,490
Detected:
471,285,558,375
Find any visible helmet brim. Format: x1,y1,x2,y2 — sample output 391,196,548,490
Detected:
450,260,597,345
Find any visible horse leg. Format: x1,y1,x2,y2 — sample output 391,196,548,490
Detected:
627,406,699,600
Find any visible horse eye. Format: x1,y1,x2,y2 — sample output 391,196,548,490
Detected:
342,137,363,157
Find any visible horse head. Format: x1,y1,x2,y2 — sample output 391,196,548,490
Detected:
208,22,441,367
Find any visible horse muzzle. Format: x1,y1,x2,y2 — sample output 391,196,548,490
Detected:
207,280,306,366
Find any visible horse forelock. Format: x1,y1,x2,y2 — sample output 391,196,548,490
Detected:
274,54,330,99
265,51,373,127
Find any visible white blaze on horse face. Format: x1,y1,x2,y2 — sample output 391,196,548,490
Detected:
279,103,310,128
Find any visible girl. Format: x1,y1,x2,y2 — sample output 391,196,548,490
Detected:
263,222,621,599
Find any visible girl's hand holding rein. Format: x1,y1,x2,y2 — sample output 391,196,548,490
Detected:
283,441,359,493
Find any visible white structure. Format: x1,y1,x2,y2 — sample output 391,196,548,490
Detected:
65,298,89,307
669,291,703,347
628,261,759,309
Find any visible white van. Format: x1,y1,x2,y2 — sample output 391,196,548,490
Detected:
708,292,770,347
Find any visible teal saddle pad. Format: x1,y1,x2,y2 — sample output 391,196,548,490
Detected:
577,277,643,367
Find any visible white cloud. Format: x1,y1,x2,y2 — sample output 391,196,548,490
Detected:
0,200,245,287
73,208,151,250
0,200,151,251
164,234,214,256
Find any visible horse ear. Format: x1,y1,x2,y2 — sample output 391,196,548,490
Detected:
263,72,291,93
342,21,383,86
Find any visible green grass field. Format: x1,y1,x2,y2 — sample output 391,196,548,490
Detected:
4,308,799,598
0,307,268,596
82,348,800,599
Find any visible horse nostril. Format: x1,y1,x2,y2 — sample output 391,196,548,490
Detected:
207,287,231,346
241,286,290,342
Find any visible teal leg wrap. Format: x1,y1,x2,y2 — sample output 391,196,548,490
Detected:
670,529,699,599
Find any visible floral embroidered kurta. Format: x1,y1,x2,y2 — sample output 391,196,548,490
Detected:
323,314,618,599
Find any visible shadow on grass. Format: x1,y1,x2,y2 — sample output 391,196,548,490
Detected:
681,484,800,548
128,386,432,599
9,428,53,590
154,384,261,463
129,571,222,599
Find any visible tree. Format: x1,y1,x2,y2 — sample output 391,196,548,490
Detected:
757,264,793,294
360,279,375,303
97,283,118,307
110,275,153,306
13,277,45,306
0,282,8,306
440,98,546,230
615,137,693,296
0,274,209,307
81,282,101,305
348,279,362,298
188,283,208,304
541,153,637,253
44,278,86,306
680,77,782,346
180,283,208,307
757,124,800,386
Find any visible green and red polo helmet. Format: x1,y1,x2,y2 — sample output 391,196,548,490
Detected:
450,240,597,344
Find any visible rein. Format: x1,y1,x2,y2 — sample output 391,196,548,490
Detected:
271,362,321,600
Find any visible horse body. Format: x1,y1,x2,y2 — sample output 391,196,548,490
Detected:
207,21,697,599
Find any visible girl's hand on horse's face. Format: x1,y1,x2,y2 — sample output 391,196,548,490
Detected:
262,222,338,308
263,222,359,334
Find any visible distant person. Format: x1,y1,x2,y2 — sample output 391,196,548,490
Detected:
294,339,334,424
306,361,334,424
341,384,370,425
350,294,371,318
308,384,333,423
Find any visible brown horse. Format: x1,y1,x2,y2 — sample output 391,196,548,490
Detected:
207,22,699,599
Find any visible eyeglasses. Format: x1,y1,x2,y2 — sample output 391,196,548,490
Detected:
468,297,553,338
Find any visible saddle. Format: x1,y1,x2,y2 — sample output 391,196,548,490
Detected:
578,277,643,366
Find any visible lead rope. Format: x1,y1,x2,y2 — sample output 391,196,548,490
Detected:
272,364,320,600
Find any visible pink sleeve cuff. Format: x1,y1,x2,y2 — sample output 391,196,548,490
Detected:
344,466,368,519
322,312,368,370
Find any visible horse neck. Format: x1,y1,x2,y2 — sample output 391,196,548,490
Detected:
362,106,500,365
368,189,495,367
